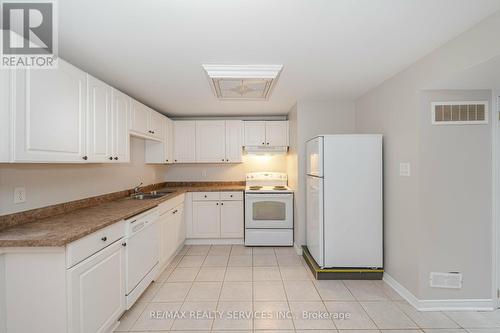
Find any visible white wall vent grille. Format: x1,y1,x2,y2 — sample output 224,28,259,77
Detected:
429,272,462,289
431,101,488,125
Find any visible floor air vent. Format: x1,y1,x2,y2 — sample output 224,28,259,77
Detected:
431,101,488,125
429,272,462,289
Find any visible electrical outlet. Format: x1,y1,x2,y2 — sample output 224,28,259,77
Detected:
14,187,26,204
399,162,411,177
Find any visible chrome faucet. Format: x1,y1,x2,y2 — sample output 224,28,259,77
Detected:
133,182,144,194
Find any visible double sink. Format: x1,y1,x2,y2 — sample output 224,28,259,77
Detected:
129,189,176,200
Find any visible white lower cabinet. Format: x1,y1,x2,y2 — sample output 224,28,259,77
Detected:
0,194,188,333
159,202,185,267
189,192,244,240
67,240,125,333
192,201,221,238
220,201,244,238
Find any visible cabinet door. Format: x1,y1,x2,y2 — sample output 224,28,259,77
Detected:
220,201,244,238
149,110,165,140
87,75,112,162
159,211,176,266
13,60,87,162
130,99,149,136
111,89,130,163
192,201,220,238
173,204,185,248
173,121,196,163
196,120,226,163
68,240,125,333
225,120,243,163
165,117,174,163
265,121,289,146
244,121,266,146
0,68,11,162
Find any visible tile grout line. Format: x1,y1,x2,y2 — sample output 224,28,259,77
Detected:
171,247,205,331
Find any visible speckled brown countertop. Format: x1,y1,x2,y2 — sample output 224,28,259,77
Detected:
0,183,245,247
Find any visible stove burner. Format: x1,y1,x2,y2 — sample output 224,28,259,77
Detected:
273,186,287,190
249,186,263,190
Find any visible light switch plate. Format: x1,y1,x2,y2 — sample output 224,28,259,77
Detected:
399,162,411,177
14,187,26,204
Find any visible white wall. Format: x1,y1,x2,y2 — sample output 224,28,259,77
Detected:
288,100,356,246
161,154,287,182
0,137,165,215
419,90,492,299
355,11,500,300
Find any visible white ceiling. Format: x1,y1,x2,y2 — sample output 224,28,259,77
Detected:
58,0,500,116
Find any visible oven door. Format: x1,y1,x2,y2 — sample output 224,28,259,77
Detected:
245,193,293,229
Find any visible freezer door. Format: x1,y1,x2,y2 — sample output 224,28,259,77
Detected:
306,175,323,267
306,136,323,177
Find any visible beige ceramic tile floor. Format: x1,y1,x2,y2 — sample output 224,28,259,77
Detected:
115,245,500,333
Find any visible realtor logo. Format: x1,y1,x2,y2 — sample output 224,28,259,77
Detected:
1,1,58,68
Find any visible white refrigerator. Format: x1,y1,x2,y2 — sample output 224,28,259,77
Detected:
306,135,383,269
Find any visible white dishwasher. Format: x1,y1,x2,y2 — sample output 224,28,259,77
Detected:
124,208,160,309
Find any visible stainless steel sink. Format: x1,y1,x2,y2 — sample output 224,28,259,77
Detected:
130,193,166,200
129,190,176,200
150,190,176,195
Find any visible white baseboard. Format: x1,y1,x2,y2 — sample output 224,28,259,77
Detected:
185,238,244,245
293,242,303,256
383,273,495,311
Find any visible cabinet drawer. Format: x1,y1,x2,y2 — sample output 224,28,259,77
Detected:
158,193,185,215
220,191,243,201
193,192,220,201
66,220,125,268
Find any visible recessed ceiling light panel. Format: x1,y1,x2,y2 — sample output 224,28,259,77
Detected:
202,64,283,100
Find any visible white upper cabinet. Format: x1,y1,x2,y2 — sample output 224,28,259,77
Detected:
86,75,112,162
149,110,165,140
87,77,130,163
130,99,149,136
173,121,196,163
196,120,226,163
13,60,87,162
130,99,165,140
225,120,243,163
265,121,289,146
111,89,130,162
244,120,289,147
165,117,174,163
0,69,11,162
244,121,266,146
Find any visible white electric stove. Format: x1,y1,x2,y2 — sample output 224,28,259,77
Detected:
244,172,294,246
